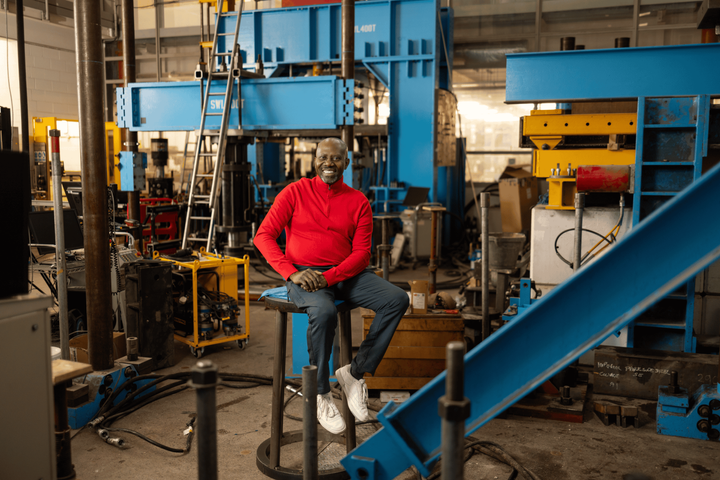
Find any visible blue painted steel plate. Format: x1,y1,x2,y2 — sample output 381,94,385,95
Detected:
116,76,352,132
506,44,720,103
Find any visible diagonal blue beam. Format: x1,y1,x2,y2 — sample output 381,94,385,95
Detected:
505,44,720,103
341,161,720,480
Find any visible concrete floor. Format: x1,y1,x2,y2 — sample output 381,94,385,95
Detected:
69,266,720,480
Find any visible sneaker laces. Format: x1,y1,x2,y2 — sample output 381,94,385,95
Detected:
358,379,368,406
319,394,339,418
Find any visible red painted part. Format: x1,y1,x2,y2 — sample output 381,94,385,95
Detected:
50,135,60,153
282,0,336,6
127,198,179,254
576,165,630,193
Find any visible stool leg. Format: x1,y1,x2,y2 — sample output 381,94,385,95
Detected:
338,310,356,452
270,310,288,469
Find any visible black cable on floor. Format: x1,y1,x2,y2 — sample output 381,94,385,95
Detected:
73,372,276,454
426,436,541,480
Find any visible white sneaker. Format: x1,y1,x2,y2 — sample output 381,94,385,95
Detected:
316,392,345,434
335,365,370,422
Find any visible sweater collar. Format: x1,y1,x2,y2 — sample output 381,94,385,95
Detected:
312,174,345,193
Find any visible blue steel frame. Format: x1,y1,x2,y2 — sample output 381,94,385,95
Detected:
628,95,710,352
506,46,720,354
221,0,454,204
117,0,455,208
116,76,353,131
341,160,720,480
506,44,720,103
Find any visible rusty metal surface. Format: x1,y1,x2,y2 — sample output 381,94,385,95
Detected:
594,346,719,400
75,0,114,371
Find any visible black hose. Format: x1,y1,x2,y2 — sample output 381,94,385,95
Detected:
427,436,542,480
75,372,277,454
553,228,613,269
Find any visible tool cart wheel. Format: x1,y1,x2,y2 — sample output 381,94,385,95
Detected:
191,346,204,358
237,339,248,350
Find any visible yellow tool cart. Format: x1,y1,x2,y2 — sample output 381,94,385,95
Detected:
155,248,250,358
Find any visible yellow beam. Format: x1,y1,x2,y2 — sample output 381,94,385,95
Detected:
533,148,636,178
530,109,564,116
524,113,637,136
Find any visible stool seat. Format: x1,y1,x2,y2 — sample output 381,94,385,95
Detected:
264,296,355,314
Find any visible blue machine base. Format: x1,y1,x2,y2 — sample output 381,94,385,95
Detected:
290,311,338,383
657,384,720,441
68,365,155,429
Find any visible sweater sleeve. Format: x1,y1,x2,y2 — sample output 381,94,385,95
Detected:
322,198,373,286
254,187,298,281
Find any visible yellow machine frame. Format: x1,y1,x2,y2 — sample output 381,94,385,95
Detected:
32,117,124,199
154,248,251,358
523,110,637,210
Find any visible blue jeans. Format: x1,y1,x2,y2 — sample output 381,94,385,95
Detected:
287,266,409,395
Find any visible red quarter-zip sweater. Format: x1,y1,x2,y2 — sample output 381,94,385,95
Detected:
254,175,373,287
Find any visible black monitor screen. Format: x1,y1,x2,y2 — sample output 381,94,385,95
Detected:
29,209,84,256
402,187,430,207
62,181,83,218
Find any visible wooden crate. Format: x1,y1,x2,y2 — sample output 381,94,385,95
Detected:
361,310,464,390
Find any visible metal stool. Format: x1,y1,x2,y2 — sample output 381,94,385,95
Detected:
256,296,356,480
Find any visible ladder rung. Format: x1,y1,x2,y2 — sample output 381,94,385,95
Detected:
199,153,216,157
220,12,238,16
214,53,233,57
195,194,211,199
195,201,210,205
188,237,209,242
218,33,234,36
205,112,222,116
198,174,214,177
190,216,211,220
208,92,225,96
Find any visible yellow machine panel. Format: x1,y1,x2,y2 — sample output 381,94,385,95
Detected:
524,112,637,136
521,109,638,209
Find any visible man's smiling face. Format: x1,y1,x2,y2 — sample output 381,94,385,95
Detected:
314,138,349,185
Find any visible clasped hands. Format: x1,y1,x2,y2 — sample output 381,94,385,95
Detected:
289,269,328,292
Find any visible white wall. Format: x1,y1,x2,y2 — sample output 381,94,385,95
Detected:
0,10,80,141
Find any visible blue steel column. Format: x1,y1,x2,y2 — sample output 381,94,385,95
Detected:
341,162,720,480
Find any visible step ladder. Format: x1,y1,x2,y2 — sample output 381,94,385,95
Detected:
179,131,197,195
181,0,243,251
628,95,710,353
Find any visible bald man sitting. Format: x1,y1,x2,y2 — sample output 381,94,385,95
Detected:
255,137,409,434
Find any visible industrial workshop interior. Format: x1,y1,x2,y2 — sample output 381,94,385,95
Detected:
4,0,720,479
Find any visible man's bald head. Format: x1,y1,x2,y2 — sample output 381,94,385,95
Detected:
318,137,348,156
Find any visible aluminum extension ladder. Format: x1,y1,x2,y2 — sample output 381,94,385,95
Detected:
181,0,242,250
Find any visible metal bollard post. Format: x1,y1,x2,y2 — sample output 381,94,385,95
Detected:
429,210,439,295
191,360,219,480
480,193,490,341
49,129,70,361
439,341,471,480
303,365,318,480
126,337,139,361
573,193,585,273
381,217,390,281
